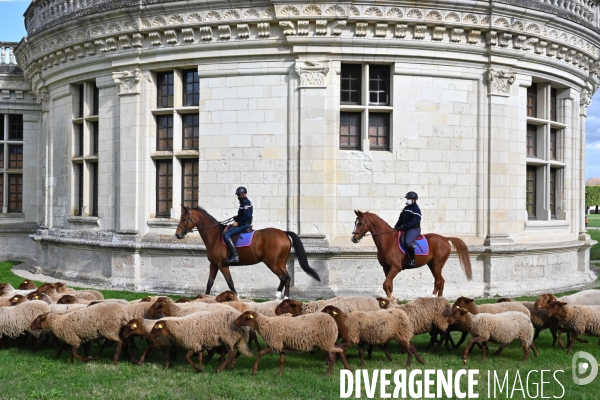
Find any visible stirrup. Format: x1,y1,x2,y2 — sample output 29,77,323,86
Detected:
407,258,417,267
225,255,239,264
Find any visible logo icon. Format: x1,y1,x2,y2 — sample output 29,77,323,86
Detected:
572,351,598,385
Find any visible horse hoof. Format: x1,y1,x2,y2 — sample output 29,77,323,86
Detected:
275,291,282,300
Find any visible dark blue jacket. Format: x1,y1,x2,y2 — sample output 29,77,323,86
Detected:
234,197,253,225
394,203,421,230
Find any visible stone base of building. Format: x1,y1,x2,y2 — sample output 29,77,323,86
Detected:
9,228,593,300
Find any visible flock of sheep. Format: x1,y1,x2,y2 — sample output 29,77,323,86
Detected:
1,280,600,375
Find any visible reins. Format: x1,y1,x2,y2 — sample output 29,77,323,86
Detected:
177,210,234,236
352,216,397,240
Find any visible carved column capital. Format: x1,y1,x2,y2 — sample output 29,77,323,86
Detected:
35,87,49,112
580,88,592,116
295,60,330,88
112,69,142,95
488,68,516,96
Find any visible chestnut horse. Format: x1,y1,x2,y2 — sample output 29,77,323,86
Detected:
351,210,472,299
175,206,321,298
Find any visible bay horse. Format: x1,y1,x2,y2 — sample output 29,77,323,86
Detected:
175,205,321,298
351,210,472,299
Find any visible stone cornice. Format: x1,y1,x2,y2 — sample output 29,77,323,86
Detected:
14,2,600,95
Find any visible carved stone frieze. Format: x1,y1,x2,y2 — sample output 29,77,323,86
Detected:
450,28,463,42
375,24,387,38
280,21,296,36
331,20,347,36
395,24,408,38
315,20,327,35
36,87,49,112
237,24,250,39
298,21,309,36
433,26,446,41
182,28,195,42
119,35,131,49
0,79,30,91
467,30,480,44
488,69,516,95
355,22,367,37
165,30,178,44
581,89,592,115
258,23,270,38
218,25,231,40
113,69,142,95
149,32,162,45
133,33,144,48
295,60,330,87
414,25,426,39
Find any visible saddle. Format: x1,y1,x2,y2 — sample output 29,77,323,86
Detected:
222,225,255,248
398,231,429,256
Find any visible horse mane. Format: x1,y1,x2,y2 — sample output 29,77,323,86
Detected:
361,210,393,229
193,206,220,225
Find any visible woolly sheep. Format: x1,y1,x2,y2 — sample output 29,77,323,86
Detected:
151,309,251,373
215,290,253,303
122,317,183,367
191,294,217,303
147,297,231,318
546,301,600,354
452,297,531,318
29,302,130,364
534,290,600,309
321,305,424,367
0,300,51,347
0,294,28,308
0,283,35,298
235,310,349,376
225,300,282,317
274,296,381,316
447,308,538,363
57,294,129,306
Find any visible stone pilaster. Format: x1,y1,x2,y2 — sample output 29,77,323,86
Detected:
113,69,143,232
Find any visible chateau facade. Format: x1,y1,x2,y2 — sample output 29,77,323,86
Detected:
1,0,598,298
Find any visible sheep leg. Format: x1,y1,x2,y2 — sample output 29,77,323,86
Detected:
367,345,374,359
112,341,124,364
358,344,366,367
332,346,351,370
71,345,93,364
93,339,113,360
251,348,274,375
217,348,236,373
453,331,469,350
227,351,242,370
138,344,154,366
549,327,558,346
425,331,438,351
184,349,203,372
566,332,580,355
494,343,509,355
481,343,488,361
409,343,425,365
383,344,393,361
205,262,218,295
249,331,262,351
462,337,486,364
278,352,286,376
530,342,539,358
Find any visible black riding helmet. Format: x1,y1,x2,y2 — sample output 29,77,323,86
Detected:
405,191,418,200
235,187,247,196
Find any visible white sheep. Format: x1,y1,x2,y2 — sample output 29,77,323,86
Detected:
234,310,350,376
546,301,600,354
0,300,51,347
151,309,251,373
447,307,538,363
0,283,35,298
225,300,282,317
147,297,231,318
534,290,600,309
321,305,424,367
29,302,130,364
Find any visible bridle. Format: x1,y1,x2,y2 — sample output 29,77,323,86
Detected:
177,209,234,238
352,215,397,242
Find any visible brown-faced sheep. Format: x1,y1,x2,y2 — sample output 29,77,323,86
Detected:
447,307,538,363
147,297,231,318
225,300,282,317
29,302,130,364
151,309,251,373
56,294,129,306
122,318,181,367
546,301,600,354
215,290,253,303
321,305,424,367
534,290,600,309
0,283,36,297
0,294,28,308
274,297,381,316
18,280,37,290
234,310,350,376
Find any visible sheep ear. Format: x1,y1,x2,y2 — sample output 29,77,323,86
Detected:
332,311,338,315
131,323,138,329
248,314,254,319
229,294,234,299
560,302,567,306
157,323,163,329
381,300,387,305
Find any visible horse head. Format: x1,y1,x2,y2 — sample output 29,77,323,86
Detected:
175,205,197,239
351,210,372,243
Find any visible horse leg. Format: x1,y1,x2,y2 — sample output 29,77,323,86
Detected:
219,265,237,294
205,262,219,295
383,265,401,300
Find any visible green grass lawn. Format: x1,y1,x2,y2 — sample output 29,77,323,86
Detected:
2,260,600,399
587,212,600,228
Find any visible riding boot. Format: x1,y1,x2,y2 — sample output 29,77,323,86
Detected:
406,245,417,267
225,238,239,264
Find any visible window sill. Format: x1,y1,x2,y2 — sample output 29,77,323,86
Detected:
175,107,199,114
151,108,174,115
175,150,199,158
4,169,24,174
84,155,99,162
525,157,547,165
147,218,178,229
526,117,547,126
550,121,567,129
524,219,570,231
0,213,25,221
72,118,84,124
67,216,99,227
85,116,99,122
151,151,174,160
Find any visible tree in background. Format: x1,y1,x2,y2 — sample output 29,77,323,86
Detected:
585,184,600,213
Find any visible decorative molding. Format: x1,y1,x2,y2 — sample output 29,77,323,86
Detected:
499,33,512,47
432,26,446,41
36,87,49,112
414,25,426,40
295,60,330,87
132,33,144,48
238,24,250,39
149,32,162,45
395,24,408,38
298,21,309,36
165,30,178,44
581,89,592,115
315,20,327,35
375,24,388,38
1,90,9,99
119,35,131,49
488,69,516,96
450,28,463,42
331,20,347,36
182,28,195,42
280,21,296,36
355,22,368,37
467,30,480,44
258,23,270,38
113,69,142,96
0,79,30,91
218,25,231,40
199,26,213,41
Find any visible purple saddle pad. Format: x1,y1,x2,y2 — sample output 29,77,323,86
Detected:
222,228,255,248
398,232,429,256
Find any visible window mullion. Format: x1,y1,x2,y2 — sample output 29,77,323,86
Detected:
363,64,370,152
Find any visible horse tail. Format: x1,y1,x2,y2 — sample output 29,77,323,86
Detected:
446,237,473,281
285,232,321,282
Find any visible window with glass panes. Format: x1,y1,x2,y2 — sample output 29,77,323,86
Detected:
182,160,199,208
71,82,100,217
0,113,24,213
183,70,199,107
152,69,201,220
340,64,392,151
525,82,564,221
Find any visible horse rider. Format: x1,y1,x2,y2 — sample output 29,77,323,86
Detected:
394,191,421,267
224,186,253,264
